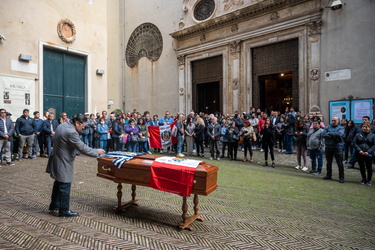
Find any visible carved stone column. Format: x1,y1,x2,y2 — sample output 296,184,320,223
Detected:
177,55,186,113
307,21,322,113
229,40,241,113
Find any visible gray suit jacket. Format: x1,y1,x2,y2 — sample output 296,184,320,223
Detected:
46,122,98,183
0,118,15,140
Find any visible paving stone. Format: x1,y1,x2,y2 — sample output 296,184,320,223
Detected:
0,148,373,249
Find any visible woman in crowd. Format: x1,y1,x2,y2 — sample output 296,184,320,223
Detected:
137,117,149,153
112,116,124,151
276,115,286,152
194,117,205,157
96,117,109,150
125,119,139,152
310,116,325,129
353,122,375,186
220,120,230,158
249,112,259,150
303,114,311,128
258,114,266,151
295,119,309,171
240,120,254,162
227,122,239,161
261,117,276,168
343,120,355,164
185,117,195,156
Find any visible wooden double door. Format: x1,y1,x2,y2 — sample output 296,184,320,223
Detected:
43,48,86,117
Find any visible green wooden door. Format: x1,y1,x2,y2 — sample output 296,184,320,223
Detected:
43,48,85,118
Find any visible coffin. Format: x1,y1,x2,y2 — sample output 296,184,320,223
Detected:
97,154,218,196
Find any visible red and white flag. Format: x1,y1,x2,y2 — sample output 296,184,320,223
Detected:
148,121,177,149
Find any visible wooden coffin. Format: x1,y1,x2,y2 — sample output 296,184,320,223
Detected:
97,154,218,196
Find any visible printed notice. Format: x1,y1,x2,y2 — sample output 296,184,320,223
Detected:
353,101,371,121
0,74,35,117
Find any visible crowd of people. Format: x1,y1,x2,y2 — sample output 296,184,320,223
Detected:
1,107,374,185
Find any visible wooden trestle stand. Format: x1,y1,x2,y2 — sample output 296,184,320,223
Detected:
97,155,218,230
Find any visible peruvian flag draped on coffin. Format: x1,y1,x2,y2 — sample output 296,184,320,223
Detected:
148,120,177,149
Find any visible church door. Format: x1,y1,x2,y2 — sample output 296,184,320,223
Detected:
43,48,85,117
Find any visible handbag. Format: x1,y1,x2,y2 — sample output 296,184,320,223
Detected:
139,136,148,142
238,136,243,143
252,132,257,142
131,135,139,142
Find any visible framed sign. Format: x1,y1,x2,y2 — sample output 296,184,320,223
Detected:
329,100,350,122
351,99,374,123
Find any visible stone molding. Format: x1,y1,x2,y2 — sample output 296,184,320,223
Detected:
171,0,313,40
175,10,322,55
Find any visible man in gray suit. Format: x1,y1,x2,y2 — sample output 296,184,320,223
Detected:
0,108,15,165
46,114,105,217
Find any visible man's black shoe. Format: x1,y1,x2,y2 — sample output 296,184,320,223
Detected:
338,179,345,183
346,164,354,169
59,210,79,217
322,176,332,180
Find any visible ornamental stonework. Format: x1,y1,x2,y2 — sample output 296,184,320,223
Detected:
229,40,241,54
57,19,76,44
193,0,216,21
223,0,244,11
125,23,163,68
310,68,320,80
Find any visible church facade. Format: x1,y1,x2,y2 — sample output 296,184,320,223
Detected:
123,0,375,119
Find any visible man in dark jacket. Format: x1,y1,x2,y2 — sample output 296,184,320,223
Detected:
322,116,345,183
43,113,59,157
32,111,45,158
207,117,221,160
46,114,105,217
0,108,15,165
15,109,36,160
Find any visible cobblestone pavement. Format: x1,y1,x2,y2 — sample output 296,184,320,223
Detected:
0,148,374,249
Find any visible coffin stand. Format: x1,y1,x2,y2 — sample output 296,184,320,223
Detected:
97,154,218,230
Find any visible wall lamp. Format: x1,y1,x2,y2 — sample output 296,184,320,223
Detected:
96,69,105,75
329,0,343,10
19,54,32,62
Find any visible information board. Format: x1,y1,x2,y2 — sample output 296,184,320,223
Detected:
329,100,350,122
351,99,373,123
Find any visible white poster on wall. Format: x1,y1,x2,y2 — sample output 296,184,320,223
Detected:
0,74,35,118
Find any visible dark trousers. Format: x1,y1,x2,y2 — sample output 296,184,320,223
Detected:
113,137,121,151
285,135,293,153
32,134,44,156
309,149,323,172
195,139,204,155
278,134,285,150
264,143,275,161
221,142,228,157
49,180,71,214
325,147,344,180
46,135,54,156
243,140,253,158
357,153,373,181
228,142,238,159
209,139,220,158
